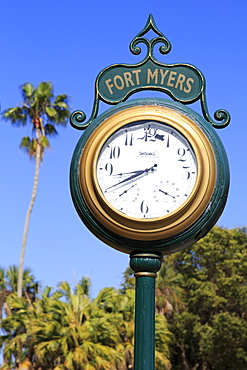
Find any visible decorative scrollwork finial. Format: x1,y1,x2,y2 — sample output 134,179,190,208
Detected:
70,110,88,130
129,14,171,60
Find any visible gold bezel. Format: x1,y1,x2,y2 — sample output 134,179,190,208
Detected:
79,105,216,241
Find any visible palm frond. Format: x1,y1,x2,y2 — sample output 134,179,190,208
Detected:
0,267,6,290
21,83,35,101
19,136,31,153
35,81,53,99
40,136,50,149
45,106,57,118
44,123,58,136
54,94,69,104
2,106,27,126
58,281,72,301
76,277,91,297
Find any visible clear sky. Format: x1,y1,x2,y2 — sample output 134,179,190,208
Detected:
0,0,246,298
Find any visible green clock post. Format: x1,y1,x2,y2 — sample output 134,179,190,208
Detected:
70,15,230,369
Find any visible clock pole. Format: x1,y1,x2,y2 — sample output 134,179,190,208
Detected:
130,253,162,370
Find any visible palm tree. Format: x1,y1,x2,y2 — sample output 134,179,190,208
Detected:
0,265,37,319
2,82,70,298
0,281,124,369
0,277,173,369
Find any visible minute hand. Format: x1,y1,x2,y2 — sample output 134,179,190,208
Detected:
113,169,146,178
105,164,157,192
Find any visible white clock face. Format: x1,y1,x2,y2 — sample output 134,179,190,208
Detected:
96,120,197,219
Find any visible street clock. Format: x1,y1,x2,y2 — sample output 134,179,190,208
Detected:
69,15,230,370
70,15,230,255
70,99,229,255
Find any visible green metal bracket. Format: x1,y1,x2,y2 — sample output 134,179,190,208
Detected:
70,14,230,131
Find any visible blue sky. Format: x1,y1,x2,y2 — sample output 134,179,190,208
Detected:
0,0,246,298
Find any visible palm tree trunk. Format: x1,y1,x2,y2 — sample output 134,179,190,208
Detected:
17,136,42,298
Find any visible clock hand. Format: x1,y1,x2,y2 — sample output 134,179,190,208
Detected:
113,170,144,178
119,184,136,197
159,189,176,199
105,164,157,192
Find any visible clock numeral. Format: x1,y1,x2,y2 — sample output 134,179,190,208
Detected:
177,148,186,162
146,126,157,136
182,171,191,180
125,132,133,146
137,126,169,144
105,163,113,176
144,127,157,141
140,200,149,214
110,146,120,159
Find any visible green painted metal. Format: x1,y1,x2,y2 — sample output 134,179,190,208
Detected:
130,253,162,370
70,98,230,255
70,14,230,131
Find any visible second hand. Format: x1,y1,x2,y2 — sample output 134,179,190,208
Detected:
159,189,176,199
119,184,136,197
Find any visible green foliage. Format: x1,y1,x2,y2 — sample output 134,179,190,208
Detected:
120,267,135,292
45,123,58,136
0,266,37,318
155,314,172,368
0,275,171,369
22,82,34,99
76,277,92,297
2,107,27,126
5,265,35,292
0,282,127,369
3,226,246,369
20,136,50,158
167,226,247,370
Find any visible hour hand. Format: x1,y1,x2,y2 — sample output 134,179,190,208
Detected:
105,171,143,192
105,164,157,192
